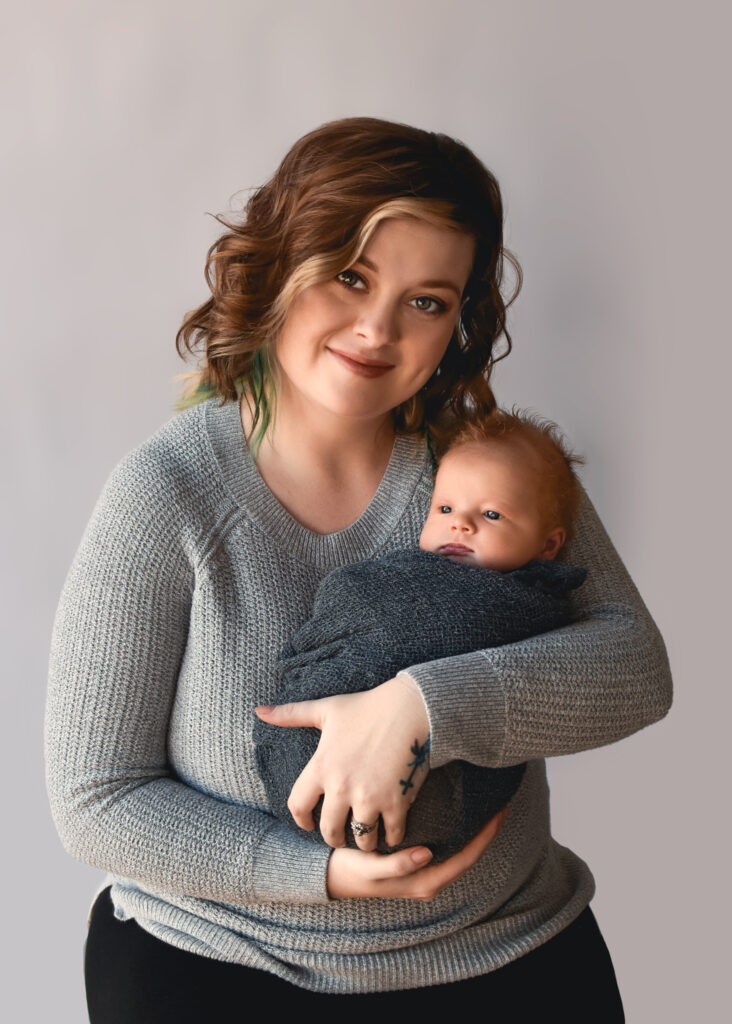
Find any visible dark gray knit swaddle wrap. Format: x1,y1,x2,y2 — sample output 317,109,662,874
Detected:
254,549,586,861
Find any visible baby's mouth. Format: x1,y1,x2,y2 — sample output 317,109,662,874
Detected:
440,544,473,555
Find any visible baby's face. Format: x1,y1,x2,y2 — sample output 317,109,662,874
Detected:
419,442,565,571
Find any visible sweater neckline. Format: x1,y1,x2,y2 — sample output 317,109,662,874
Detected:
204,397,431,567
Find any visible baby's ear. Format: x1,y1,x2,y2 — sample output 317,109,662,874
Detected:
540,527,566,561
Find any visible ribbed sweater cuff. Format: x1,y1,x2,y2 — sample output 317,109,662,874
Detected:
251,823,332,903
398,653,507,769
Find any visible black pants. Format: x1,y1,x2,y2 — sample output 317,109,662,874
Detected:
85,887,624,1022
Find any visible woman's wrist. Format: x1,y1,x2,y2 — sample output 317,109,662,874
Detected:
251,823,333,904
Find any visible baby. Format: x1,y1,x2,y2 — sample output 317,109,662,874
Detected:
254,410,586,861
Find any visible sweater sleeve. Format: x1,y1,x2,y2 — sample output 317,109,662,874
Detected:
399,490,673,769
44,449,332,905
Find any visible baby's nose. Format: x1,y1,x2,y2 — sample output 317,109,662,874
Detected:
451,518,473,533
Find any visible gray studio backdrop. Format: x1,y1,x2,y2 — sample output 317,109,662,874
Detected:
3,1,728,1020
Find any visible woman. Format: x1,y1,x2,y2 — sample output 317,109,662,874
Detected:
45,117,671,1020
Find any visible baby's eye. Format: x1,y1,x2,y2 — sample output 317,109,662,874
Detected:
411,296,445,315
438,505,452,514
483,509,502,520
336,269,365,289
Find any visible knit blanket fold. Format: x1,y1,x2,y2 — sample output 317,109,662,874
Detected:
254,549,586,861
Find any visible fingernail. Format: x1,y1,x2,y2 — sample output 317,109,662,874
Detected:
411,848,432,866
255,705,274,714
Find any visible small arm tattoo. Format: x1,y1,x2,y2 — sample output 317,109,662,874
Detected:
399,735,431,796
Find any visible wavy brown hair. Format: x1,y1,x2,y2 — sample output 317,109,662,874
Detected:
175,117,522,450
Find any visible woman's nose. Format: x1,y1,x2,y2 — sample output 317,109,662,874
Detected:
354,299,399,347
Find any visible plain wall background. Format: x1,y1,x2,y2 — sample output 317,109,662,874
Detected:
3,1,729,1019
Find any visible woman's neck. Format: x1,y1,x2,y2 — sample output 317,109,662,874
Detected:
239,390,398,534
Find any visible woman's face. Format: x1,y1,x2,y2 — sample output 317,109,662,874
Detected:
273,217,475,426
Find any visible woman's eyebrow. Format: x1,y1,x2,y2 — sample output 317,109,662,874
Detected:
356,255,462,297
420,279,462,297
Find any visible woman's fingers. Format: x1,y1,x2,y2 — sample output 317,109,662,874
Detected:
377,846,434,879
286,766,322,831
318,792,352,848
254,700,325,729
350,810,380,852
381,808,406,849
327,846,433,898
404,807,509,894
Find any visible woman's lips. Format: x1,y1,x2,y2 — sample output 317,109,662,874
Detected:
328,347,393,378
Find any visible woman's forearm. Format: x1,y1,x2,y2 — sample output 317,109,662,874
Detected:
45,451,331,905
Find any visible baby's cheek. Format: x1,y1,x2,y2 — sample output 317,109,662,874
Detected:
418,519,437,552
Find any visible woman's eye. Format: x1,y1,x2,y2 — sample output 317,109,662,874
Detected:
336,269,365,289
438,505,452,514
411,296,445,314
483,509,501,520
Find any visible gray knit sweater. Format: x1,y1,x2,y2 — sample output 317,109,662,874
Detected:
45,397,672,994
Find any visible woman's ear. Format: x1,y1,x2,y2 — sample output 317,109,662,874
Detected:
540,527,566,561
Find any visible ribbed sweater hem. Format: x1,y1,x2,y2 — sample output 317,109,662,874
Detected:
111,866,595,993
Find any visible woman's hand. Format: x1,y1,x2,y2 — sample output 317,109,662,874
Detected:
326,808,509,899
254,674,430,851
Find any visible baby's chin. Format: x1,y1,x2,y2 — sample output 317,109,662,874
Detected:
443,551,476,564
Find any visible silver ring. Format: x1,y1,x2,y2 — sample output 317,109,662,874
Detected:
350,819,377,837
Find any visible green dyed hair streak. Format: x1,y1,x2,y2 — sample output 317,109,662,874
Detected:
238,347,278,457
173,347,278,458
